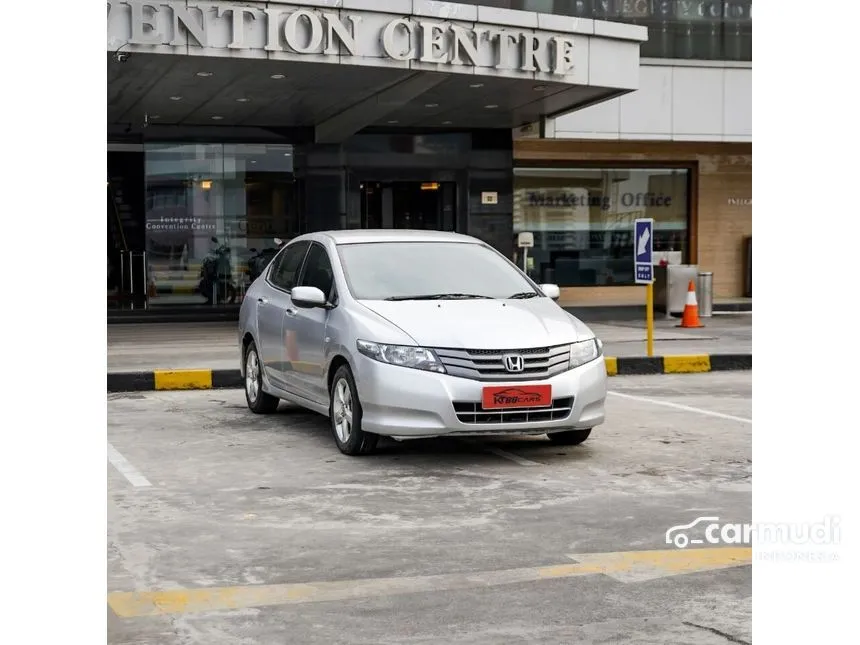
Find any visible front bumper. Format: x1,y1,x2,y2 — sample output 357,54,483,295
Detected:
354,354,607,439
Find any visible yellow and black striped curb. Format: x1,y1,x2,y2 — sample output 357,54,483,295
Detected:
107,354,751,393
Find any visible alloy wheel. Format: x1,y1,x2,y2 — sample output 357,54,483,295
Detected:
246,349,260,404
332,378,353,443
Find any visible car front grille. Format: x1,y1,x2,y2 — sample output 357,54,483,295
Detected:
453,397,574,425
432,344,571,382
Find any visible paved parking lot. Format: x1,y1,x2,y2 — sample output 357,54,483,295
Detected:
108,372,752,645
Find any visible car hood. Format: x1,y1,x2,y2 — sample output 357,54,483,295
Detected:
358,298,594,349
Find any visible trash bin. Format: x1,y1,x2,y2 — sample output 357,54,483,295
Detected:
655,264,699,317
697,272,714,317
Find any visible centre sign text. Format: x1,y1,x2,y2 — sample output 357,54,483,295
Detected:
108,1,578,76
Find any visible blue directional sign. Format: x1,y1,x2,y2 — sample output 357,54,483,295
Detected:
634,218,654,284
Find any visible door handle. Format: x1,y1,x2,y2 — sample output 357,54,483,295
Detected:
257,297,268,306
285,308,297,317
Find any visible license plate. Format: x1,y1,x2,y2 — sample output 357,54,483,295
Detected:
481,385,552,409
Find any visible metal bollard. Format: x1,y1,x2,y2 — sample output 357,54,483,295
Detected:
697,272,714,317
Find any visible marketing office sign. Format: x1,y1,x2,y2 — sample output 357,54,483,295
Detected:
107,1,644,85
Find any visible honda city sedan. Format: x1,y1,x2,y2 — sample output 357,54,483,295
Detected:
238,230,607,456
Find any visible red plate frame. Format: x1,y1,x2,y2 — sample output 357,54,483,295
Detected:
481,385,552,409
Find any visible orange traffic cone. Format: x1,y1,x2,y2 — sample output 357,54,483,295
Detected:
677,280,705,328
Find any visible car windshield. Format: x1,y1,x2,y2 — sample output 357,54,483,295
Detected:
337,241,537,301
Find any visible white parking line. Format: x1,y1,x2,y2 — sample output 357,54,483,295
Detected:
608,391,752,425
107,442,152,487
485,446,543,467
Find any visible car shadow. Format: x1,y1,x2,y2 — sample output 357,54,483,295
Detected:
241,402,597,464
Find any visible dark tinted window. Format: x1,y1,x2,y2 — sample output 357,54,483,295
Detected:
446,0,752,62
269,241,309,291
337,242,535,300
298,243,334,298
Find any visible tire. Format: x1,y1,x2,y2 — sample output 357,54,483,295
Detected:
329,365,379,456
244,341,280,414
547,428,592,446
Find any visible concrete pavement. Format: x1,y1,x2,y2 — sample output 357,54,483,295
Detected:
107,314,751,373
108,371,752,645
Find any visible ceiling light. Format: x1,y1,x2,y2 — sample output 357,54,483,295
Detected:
169,96,182,101
270,73,286,79
533,84,547,91
284,152,292,157
211,115,223,120
442,120,452,125
484,104,498,109
196,71,213,77
425,103,438,108
469,83,484,88
149,114,160,120
250,160,257,164
236,97,250,103
387,119,399,124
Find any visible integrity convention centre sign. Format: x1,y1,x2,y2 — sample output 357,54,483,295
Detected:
107,0,584,77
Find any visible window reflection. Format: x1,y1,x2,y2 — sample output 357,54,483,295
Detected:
454,0,752,61
513,167,689,286
143,143,298,307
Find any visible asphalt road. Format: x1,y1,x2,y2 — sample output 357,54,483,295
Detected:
107,372,752,645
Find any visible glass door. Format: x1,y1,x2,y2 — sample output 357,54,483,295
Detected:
359,180,457,231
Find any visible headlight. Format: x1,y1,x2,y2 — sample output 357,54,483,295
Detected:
569,338,602,369
356,340,447,374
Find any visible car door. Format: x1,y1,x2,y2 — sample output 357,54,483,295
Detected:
256,240,310,390
282,241,335,404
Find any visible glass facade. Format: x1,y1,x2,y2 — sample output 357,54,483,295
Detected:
456,0,752,61
143,143,298,305
513,167,690,286
112,137,698,307
108,131,514,310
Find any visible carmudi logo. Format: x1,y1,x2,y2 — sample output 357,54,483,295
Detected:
665,516,841,550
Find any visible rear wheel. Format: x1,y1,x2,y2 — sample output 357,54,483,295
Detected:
547,429,592,446
244,341,279,414
329,365,379,456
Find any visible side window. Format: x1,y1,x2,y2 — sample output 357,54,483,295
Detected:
269,241,309,291
298,243,335,299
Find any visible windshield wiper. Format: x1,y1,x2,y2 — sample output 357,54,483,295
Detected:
508,291,540,299
384,293,494,301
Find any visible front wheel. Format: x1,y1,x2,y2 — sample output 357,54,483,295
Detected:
244,341,279,414
547,429,592,446
329,365,379,456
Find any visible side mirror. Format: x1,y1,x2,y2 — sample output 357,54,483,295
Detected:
211,236,218,243
274,237,283,247
540,284,561,301
249,248,257,253
291,286,328,309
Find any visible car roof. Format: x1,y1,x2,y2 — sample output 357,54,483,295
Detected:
300,229,484,246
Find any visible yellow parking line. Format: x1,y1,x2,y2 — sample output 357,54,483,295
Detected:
153,369,213,390
604,356,618,376
663,355,711,374
108,547,751,618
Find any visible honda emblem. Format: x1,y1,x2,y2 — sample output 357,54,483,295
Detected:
503,354,525,373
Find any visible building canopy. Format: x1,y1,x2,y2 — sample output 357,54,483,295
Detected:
107,0,646,142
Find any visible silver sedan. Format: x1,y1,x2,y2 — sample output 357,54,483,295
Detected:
238,230,607,456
